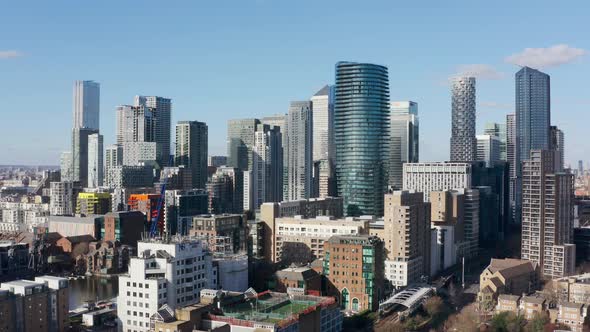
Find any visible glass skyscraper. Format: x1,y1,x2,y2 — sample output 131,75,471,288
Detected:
389,101,419,189
334,62,390,216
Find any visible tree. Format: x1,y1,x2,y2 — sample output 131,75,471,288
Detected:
444,304,479,332
491,311,525,332
525,311,549,332
423,296,444,318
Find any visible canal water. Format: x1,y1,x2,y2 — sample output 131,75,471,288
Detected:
68,276,119,310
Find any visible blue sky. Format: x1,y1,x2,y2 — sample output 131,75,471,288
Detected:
1,0,589,166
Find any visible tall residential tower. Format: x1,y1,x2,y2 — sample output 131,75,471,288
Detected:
450,77,477,162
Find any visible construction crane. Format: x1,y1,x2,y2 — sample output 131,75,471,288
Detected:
149,155,174,237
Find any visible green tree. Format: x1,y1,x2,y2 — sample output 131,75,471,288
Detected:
525,312,549,332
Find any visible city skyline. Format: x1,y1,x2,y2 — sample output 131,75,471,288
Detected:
1,2,589,167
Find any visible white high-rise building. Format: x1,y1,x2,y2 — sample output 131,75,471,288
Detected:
105,145,122,169
311,85,334,162
60,151,73,182
285,101,313,201
450,77,476,162
50,181,76,216
390,101,419,189
73,80,100,131
135,96,172,167
87,133,104,188
476,134,501,167
118,238,212,332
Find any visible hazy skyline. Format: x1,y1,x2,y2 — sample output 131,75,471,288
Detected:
1,1,589,166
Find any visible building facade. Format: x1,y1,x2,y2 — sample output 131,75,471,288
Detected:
285,101,313,201
476,134,501,167
450,76,477,162
334,62,390,216
175,121,208,189
73,80,100,131
87,133,104,188
72,127,99,187
389,101,419,189
134,96,172,167
227,118,260,172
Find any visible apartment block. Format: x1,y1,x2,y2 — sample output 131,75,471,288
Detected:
76,192,111,215
189,214,247,253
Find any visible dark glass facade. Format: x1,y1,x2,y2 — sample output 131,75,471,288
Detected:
334,62,390,216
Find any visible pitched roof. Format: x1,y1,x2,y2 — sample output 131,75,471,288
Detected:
65,235,96,244
487,258,537,279
522,295,546,305
498,294,521,302
313,85,330,97
276,267,319,281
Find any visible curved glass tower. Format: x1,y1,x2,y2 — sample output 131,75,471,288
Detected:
334,62,390,216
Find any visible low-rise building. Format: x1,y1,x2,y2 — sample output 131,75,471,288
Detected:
49,215,103,238
496,294,521,313
323,235,385,312
200,288,343,332
477,258,540,309
151,303,218,332
101,211,145,246
555,302,590,332
553,273,590,304
520,294,547,320
56,234,96,255
274,266,321,296
84,240,132,275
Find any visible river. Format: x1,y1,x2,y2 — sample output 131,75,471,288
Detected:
68,276,119,310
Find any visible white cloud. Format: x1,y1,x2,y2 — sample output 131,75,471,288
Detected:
479,101,512,110
505,44,586,69
451,64,505,80
0,50,24,59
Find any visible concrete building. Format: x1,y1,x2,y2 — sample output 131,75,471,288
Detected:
0,276,69,332
76,192,111,215
335,62,390,217
476,134,501,167
477,258,539,310
190,214,247,253
521,150,576,279
383,191,431,287
73,80,100,131
484,122,507,161
403,162,472,200
0,201,50,232
60,151,73,182
87,133,104,188
211,253,249,293
259,197,344,264
389,101,419,189
506,113,519,223
285,101,313,201
450,76,477,162
207,156,227,167
274,215,369,264
117,238,212,332
50,181,79,216
134,96,172,167
323,235,385,312
550,125,565,172
151,303,215,332
105,144,122,169
553,273,590,304
175,121,208,189
158,166,193,191
72,128,99,187
122,141,158,167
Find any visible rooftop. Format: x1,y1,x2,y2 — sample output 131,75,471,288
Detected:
49,215,102,224
498,294,521,302
276,266,318,281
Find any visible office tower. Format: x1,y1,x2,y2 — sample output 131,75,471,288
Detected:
208,156,227,167
87,133,104,188
60,151,73,181
243,170,253,211
285,101,313,201
311,85,334,162
323,235,385,312
579,160,584,176
50,181,77,216
389,101,419,189
334,62,390,216
550,125,564,172
118,238,212,332
458,188,480,258
73,80,100,130
175,121,208,189
311,85,336,198
484,122,507,161
72,127,98,187
472,162,510,237
383,191,431,287
516,67,551,165
450,76,477,162
252,124,283,209
134,96,172,167
521,150,575,278
476,134,501,167
227,118,260,171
